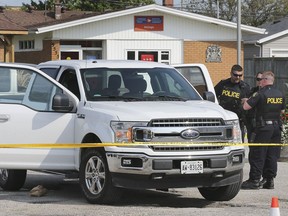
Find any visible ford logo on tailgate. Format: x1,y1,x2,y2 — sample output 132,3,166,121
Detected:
180,129,200,139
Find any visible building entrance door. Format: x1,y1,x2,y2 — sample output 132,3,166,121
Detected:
61,51,80,60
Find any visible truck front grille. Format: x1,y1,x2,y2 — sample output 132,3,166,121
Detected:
149,118,224,127
132,118,232,152
150,145,224,152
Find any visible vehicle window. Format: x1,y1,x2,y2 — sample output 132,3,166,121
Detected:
17,69,32,92
0,68,30,93
39,67,60,79
0,66,63,111
0,67,32,103
24,74,63,111
176,67,208,96
162,73,190,98
59,70,80,99
81,67,201,101
0,68,11,92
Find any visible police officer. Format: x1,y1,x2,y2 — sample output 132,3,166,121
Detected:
214,64,250,141
241,71,285,189
246,72,263,143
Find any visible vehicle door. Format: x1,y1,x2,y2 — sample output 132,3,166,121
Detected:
0,65,78,170
173,64,217,102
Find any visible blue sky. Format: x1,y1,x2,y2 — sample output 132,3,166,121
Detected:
0,0,38,6
0,0,181,7
0,0,36,6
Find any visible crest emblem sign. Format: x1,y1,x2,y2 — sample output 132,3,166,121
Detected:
206,45,222,62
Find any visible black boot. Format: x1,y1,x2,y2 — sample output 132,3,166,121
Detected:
259,178,267,188
241,179,260,189
262,178,274,189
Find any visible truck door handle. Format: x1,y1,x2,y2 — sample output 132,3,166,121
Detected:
0,114,10,122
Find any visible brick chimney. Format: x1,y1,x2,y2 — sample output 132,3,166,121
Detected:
162,0,173,7
55,0,61,20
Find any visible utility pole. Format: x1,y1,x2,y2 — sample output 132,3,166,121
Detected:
237,0,241,65
217,0,219,18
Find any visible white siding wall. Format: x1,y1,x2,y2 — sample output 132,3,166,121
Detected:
31,10,242,64
52,11,236,41
262,35,288,57
106,39,182,64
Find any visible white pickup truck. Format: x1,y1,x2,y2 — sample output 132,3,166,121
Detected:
0,60,244,204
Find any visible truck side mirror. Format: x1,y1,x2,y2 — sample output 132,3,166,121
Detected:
52,93,73,112
203,91,215,103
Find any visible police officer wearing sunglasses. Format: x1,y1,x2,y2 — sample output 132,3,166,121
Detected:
246,72,263,143
241,71,285,190
214,64,250,142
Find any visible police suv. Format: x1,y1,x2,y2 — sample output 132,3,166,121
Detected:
0,60,244,204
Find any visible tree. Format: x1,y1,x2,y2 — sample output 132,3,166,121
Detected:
22,0,53,10
23,0,155,12
184,0,288,27
241,0,288,26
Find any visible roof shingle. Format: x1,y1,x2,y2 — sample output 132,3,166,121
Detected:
0,8,102,32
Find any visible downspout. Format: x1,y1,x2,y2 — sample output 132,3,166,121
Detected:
3,42,6,62
254,41,262,57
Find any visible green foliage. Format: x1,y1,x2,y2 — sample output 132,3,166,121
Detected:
185,0,288,27
242,0,288,26
21,0,53,10
23,0,155,12
281,116,288,144
282,95,288,144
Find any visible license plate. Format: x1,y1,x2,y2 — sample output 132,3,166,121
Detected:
181,161,203,174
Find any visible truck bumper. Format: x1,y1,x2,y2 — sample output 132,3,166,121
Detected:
106,149,244,189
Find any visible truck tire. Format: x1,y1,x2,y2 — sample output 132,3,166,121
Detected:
198,171,243,201
79,149,122,204
0,169,27,191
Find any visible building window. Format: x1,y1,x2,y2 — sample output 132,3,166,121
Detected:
126,50,170,64
160,51,170,64
139,51,158,62
19,40,35,50
127,51,135,60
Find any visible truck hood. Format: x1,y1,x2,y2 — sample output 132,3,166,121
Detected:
87,100,237,121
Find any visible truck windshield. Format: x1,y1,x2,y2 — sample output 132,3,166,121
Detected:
80,67,201,101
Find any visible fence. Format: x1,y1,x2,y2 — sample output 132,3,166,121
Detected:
244,57,288,95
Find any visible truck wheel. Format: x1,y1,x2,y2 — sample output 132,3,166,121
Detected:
79,149,122,204
198,171,243,201
0,169,27,191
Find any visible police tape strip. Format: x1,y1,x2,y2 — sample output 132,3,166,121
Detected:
0,143,287,148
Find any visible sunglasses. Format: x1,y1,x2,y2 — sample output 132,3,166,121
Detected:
256,78,262,81
232,73,243,77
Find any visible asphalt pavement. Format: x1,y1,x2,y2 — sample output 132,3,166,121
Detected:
1,160,288,216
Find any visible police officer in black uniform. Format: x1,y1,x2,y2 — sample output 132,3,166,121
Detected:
214,64,250,141
246,72,263,143
241,71,285,190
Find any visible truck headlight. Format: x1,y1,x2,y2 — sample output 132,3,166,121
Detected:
111,121,148,143
224,119,242,143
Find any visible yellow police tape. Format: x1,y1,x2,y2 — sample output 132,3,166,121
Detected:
0,142,287,148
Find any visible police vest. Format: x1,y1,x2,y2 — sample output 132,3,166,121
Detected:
256,86,284,121
218,83,243,116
